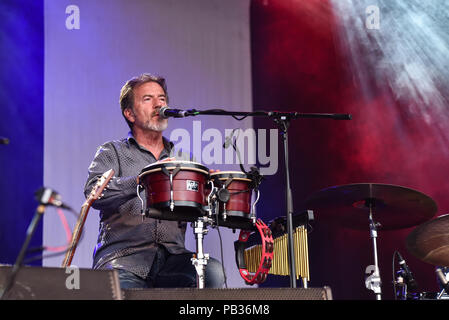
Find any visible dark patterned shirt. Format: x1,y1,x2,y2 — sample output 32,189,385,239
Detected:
84,132,192,278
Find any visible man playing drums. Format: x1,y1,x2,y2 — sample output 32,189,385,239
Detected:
84,74,225,289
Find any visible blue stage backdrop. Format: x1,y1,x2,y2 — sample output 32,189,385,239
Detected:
0,0,44,266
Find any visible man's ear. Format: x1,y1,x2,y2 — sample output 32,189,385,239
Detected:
123,108,135,124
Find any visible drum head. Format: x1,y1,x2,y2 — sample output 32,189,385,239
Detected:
210,171,251,182
139,161,209,178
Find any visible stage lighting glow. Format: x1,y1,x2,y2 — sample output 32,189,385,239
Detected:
330,0,449,150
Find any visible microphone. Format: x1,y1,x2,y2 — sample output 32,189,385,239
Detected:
159,106,188,119
223,128,238,149
436,267,449,294
397,252,418,290
34,187,74,211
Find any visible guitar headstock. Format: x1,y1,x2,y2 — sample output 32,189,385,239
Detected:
88,169,115,202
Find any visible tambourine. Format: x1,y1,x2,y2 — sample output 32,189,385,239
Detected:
234,219,274,285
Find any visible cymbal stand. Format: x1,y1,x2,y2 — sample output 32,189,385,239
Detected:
435,267,449,299
191,216,213,289
364,199,382,300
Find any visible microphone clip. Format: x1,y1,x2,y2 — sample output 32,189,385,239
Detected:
34,187,73,211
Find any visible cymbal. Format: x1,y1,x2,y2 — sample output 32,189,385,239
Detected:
303,183,437,230
406,214,449,267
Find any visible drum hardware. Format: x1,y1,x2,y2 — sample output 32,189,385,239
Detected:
204,179,217,218
216,177,231,222
244,167,263,227
137,184,145,222
250,189,260,225
435,267,449,299
305,183,437,300
169,170,174,211
392,251,419,300
393,273,407,300
366,199,382,300
159,164,182,212
190,216,215,289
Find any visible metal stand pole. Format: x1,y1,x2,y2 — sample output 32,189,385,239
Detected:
365,202,382,300
191,217,210,289
276,117,297,288
303,278,308,288
0,205,46,299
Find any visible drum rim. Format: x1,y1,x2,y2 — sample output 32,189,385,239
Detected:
139,161,209,177
209,171,251,182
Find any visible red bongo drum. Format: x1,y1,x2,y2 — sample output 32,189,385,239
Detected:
138,161,209,222
208,171,256,230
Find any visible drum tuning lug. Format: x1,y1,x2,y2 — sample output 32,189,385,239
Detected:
252,216,257,225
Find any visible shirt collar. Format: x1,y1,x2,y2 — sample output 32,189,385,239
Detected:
127,131,174,153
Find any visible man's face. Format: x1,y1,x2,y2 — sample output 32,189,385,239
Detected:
126,81,168,132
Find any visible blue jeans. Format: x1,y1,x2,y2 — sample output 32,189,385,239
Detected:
112,248,226,289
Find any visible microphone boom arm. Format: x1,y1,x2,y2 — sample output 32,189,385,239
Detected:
185,109,351,121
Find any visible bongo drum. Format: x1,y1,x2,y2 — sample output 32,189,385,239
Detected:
138,161,209,222
208,171,256,230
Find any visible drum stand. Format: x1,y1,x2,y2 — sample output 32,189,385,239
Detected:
364,200,382,300
191,216,214,289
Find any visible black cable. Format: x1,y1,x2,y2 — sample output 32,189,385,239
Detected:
392,250,399,300
23,247,70,264
214,208,228,289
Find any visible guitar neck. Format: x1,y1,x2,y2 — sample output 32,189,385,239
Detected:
61,201,91,267
60,168,114,268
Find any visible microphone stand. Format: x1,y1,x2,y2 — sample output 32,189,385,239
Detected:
183,108,351,288
0,204,46,299
274,116,297,288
